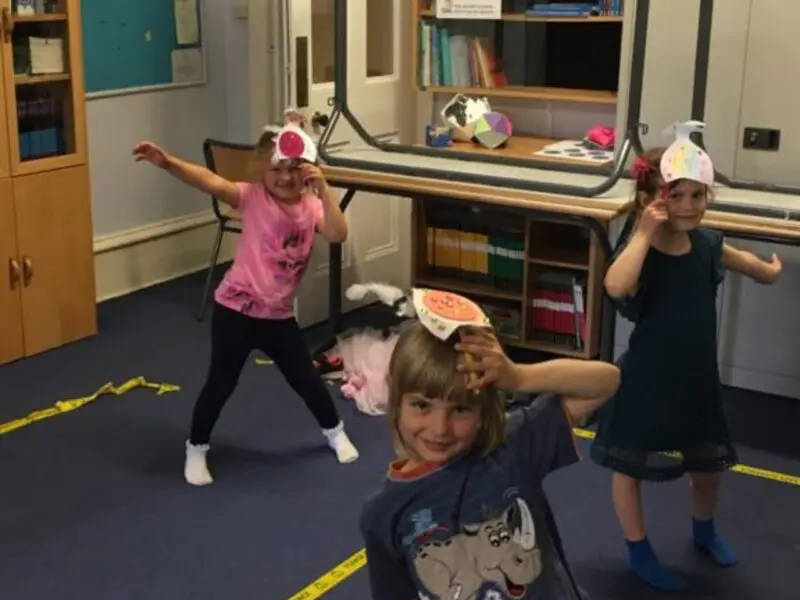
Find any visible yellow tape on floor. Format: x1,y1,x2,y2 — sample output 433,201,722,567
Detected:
572,427,800,487
0,377,181,436
288,427,800,599
254,357,274,366
286,549,366,600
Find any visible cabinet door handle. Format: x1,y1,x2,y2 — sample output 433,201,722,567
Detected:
8,258,20,289
22,256,33,286
0,8,13,40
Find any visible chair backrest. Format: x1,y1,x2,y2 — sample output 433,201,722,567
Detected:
202,139,257,220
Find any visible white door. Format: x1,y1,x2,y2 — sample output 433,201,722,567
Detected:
286,0,411,328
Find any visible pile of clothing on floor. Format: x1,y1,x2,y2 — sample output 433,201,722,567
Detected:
320,282,536,416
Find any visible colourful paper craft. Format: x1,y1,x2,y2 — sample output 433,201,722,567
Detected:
660,120,714,186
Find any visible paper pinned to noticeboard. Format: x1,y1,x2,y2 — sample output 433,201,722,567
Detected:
174,0,199,45
171,48,203,83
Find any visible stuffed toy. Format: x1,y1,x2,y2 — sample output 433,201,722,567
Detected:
335,283,493,415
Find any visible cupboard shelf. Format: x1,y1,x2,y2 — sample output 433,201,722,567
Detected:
15,73,70,85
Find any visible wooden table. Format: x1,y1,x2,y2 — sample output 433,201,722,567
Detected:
317,145,800,362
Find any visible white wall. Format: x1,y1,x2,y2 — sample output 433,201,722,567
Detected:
88,0,250,300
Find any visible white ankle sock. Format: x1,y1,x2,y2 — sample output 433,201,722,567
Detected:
322,422,359,464
184,440,213,486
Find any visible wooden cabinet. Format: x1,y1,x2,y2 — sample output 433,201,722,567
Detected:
0,179,24,364
0,0,96,365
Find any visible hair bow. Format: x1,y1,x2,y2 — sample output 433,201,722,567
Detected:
631,156,650,182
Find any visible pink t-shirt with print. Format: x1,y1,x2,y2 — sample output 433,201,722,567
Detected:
214,182,324,319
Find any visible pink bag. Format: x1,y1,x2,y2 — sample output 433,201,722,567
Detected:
585,125,615,150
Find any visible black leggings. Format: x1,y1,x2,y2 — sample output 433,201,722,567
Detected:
189,303,341,444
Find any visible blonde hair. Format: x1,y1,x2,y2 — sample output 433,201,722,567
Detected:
387,321,507,458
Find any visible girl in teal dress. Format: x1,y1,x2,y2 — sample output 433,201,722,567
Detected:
590,122,783,593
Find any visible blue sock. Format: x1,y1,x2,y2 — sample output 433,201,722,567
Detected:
693,518,738,567
626,537,687,593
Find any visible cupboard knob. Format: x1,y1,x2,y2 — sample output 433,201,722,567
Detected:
22,256,33,285
8,258,20,289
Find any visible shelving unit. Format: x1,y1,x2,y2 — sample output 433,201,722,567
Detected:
413,0,624,105
0,0,96,365
411,198,606,359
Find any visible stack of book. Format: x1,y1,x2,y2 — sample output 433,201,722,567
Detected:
528,269,587,350
424,211,525,293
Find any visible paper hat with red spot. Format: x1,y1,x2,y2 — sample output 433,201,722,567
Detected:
659,120,715,186
272,123,318,164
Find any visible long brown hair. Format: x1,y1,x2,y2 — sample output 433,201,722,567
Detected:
387,321,507,458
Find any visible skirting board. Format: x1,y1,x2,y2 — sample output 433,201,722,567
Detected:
93,211,238,303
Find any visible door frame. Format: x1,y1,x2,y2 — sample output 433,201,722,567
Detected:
248,0,289,141
0,0,10,179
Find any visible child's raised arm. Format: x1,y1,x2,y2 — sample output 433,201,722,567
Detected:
604,198,667,299
721,243,782,284
133,141,240,208
456,331,620,401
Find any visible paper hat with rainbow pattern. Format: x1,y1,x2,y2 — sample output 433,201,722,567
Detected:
659,120,715,186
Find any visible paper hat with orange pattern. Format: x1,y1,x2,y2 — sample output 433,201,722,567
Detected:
659,120,715,186
346,283,492,341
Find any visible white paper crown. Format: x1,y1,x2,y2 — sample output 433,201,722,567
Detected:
659,120,715,186
347,283,492,341
272,123,318,165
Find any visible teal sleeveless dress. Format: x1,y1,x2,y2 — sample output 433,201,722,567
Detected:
590,228,738,481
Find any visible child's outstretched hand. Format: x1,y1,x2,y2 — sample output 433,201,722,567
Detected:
133,141,170,168
455,329,519,390
761,253,782,284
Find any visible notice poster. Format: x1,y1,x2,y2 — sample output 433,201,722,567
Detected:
436,0,502,20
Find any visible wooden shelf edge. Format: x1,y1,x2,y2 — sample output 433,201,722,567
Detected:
422,85,617,104
15,73,71,86
12,13,67,23
419,10,623,23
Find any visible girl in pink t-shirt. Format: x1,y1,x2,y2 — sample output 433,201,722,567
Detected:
132,127,359,486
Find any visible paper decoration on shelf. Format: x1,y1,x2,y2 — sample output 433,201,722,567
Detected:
473,112,512,149
273,123,318,164
532,139,614,164
441,94,492,142
659,120,715,186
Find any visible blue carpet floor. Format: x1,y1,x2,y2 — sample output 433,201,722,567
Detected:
0,268,798,599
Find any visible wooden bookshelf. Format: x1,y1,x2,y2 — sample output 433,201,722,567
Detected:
413,0,624,104
411,197,606,359
0,0,96,365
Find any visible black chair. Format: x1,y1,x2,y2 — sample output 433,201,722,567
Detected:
196,139,255,321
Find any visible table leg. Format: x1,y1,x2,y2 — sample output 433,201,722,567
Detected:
310,188,357,359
